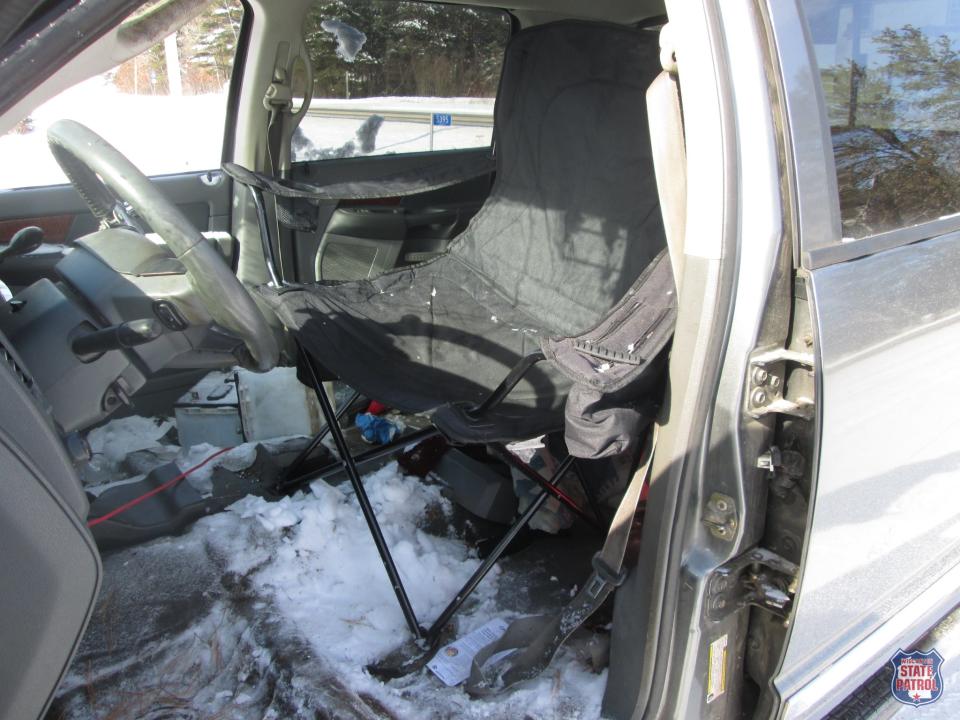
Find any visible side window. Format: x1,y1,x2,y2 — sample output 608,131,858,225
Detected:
0,1,243,191
294,0,511,162
800,0,960,239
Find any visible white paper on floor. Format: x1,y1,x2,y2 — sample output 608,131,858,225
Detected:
427,617,510,686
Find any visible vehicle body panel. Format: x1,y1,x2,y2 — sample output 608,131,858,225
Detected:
765,0,960,715
779,238,960,718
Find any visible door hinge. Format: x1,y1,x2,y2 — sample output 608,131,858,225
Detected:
747,347,814,420
706,547,799,622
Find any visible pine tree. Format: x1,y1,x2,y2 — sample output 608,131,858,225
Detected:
182,0,243,92
111,0,243,95
304,0,509,99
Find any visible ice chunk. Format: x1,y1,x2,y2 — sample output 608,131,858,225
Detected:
320,19,367,62
291,114,383,160
354,114,383,154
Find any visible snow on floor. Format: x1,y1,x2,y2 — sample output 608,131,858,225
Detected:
205,466,606,718
82,413,260,495
56,415,607,719
87,415,175,467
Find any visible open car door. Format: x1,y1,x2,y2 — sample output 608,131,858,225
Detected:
0,331,100,719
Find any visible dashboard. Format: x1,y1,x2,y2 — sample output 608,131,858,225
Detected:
0,230,244,432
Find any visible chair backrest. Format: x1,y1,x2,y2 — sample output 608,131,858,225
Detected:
450,21,667,336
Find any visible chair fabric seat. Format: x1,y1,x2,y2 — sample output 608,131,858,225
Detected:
262,254,569,418
260,21,666,441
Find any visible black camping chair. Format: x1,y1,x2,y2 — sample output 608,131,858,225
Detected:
226,21,676,648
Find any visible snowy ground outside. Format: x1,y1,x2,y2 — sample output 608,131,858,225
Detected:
53,410,606,719
296,96,494,161
0,75,493,191
0,78,230,190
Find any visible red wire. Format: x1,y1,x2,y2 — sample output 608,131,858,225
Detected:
87,446,234,528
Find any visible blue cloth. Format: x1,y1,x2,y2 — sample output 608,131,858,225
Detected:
355,413,401,445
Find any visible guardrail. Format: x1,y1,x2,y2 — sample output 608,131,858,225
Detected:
305,101,494,128
304,100,494,151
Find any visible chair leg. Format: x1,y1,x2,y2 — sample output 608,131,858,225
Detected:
274,387,360,492
489,445,601,531
279,426,441,491
571,460,610,526
289,344,595,646
425,454,575,643
297,345,424,639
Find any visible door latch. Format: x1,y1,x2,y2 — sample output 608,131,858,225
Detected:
702,492,738,541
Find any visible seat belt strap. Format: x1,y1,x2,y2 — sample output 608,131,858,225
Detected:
646,23,686,291
263,42,314,177
465,425,659,695
265,107,284,176
261,44,314,277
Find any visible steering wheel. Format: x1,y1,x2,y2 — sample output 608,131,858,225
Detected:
46,119,278,372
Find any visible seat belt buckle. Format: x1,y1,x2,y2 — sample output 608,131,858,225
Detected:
587,552,627,598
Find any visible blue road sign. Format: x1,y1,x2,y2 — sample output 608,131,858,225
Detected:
432,113,453,127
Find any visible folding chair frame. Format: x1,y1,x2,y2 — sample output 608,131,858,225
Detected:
293,343,596,643
251,179,600,644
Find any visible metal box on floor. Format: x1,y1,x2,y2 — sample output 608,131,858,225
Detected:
174,367,324,448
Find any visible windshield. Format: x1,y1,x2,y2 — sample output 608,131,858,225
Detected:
0,0,242,191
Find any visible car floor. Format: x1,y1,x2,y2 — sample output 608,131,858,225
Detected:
47,415,610,720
